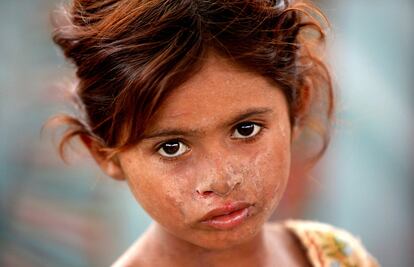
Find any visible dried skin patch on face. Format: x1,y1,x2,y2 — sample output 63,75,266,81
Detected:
253,147,290,214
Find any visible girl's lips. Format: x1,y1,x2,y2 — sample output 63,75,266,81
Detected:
199,202,252,230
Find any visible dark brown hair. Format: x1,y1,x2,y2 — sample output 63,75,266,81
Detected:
50,0,333,164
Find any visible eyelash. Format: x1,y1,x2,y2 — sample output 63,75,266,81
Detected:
154,121,266,162
232,122,265,144
154,138,189,162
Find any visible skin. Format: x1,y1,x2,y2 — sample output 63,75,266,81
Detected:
85,52,311,267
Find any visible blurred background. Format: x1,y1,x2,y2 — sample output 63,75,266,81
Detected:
0,0,412,266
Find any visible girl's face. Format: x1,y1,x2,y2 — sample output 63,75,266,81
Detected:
116,53,292,250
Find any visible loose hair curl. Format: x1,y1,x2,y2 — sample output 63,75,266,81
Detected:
49,0,334,165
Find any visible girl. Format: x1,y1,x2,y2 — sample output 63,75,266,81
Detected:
50,0,379,266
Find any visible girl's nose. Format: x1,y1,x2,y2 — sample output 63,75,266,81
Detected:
197,179,235,197
195,155,242,198
210,179,234,197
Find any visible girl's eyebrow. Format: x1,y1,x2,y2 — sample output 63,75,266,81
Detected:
141,107,273,140
228,107,273,127
142,128,204,139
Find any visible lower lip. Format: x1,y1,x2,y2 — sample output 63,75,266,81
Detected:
201,207,250,230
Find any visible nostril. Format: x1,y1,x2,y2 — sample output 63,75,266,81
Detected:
202,191,214,196
197,190,214,197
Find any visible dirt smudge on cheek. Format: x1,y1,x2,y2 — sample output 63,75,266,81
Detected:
161,174,189,220
249,146,290,215
163,163,205,225
122,152,189,224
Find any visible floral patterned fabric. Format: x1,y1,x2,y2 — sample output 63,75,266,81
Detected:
285,220,380,267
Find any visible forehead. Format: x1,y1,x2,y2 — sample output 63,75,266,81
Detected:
146,53,288,131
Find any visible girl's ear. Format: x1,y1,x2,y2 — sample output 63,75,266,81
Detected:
80,134,126,181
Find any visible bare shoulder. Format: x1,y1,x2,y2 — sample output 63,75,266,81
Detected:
265,222,313,267
111,238,146,267
283,219,380,267
110,228,157,267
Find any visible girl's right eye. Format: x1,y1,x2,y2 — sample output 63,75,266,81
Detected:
157,140,190,158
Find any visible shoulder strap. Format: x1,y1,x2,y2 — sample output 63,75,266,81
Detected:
284,220,380,267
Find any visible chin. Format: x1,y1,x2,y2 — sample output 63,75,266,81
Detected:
188,220,264,251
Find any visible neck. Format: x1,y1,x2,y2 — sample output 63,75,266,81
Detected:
148,223,272,267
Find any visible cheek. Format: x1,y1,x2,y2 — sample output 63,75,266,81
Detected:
249,136,291,208
121,152,192,226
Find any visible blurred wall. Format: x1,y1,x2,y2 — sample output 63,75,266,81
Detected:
0,1,152,266
0,0,412,266
307,1,414,266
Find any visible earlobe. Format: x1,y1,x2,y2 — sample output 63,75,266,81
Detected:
80,134,126,181
99,156,126,180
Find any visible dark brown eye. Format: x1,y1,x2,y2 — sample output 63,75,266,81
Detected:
158,141,189,158
232,122,261,139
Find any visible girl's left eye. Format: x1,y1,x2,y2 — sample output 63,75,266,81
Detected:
231,122,262,139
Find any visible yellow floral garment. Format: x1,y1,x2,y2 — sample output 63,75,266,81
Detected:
285,220,380,267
